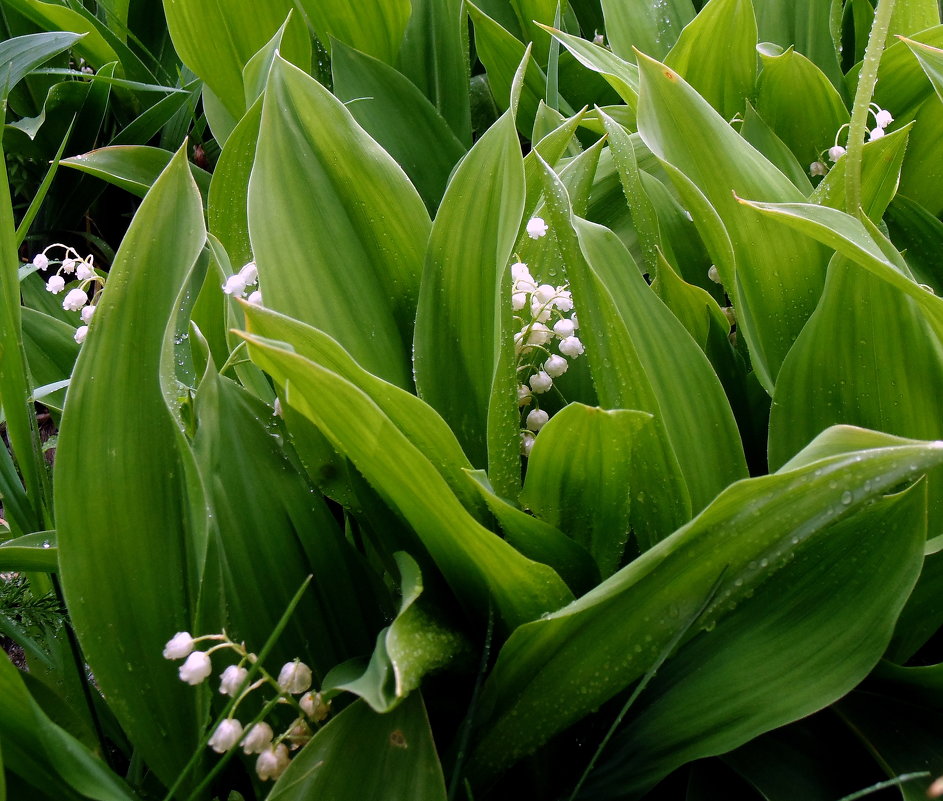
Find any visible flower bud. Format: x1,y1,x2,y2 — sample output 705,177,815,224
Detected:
219,664,249,696
873,108,893,128
208,718,243,753
526,409,549,432
76,261,95,281
179,651,212,685
32,253,49,270
81,305,96,323
300,691,330,722
808,161,827,177
61,258,76,274
46,275,65,294
520,430,536,457
827,145,846,162
256,744,290,781
288,720,313,747
553,318,575,338
62,288,88,311
241,722,274,755
544,354,568,378
526,217,549,239
74,325,89,344
529,371,553,394
868,127,885,141
163,631,195,659
559,336,585,358
277,660,312,694
517,384,532,407
707,265,721,284
247,290,263,306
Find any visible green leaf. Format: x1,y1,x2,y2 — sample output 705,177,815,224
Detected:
297,0,410,64
584,481,927,799
413,68,525,484
650,251,729,350
53,146,207,787
902,37,943,102
322,553,468,712
885,194,943,291
249,56,429,389
240,334,573,629
756,45,849,169
740,101,814,194
635,51,830,392
1,1,118,69
267,694,446,801
664,0,757,119
0,32,82,100
0,531,55,572
866,25,943,121
22,307,78,414
521,404,652,577
331,40,467,214
890,2,941,38
897,95,943,217
61,146,211,201
600,0,695,60
467,428,943,784
162,0,310,118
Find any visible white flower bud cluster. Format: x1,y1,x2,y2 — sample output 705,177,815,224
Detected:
31,244,101,344
510,254,584,458
222,261,262,306
812,106,894,177
162,630,331,782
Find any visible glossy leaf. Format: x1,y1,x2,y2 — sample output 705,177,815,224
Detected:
635,51,830,392
600,0,695,60
61,146,211,200
240,333,573,628
467,428,943,784
902,37,943,102
0,32,81,100
53,147,207,786
867,25,943,120
1,0,117,68
249,56,429,389
740,102,814,194
297,0,410,64
268,694,447,801
650,251,729,350
0,531,56,572
897,95,943,217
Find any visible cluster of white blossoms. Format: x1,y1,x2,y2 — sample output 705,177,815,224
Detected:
809,105,894,177
222,261,263,305
32,245,102,344
511,220,584,457
163,630,330,782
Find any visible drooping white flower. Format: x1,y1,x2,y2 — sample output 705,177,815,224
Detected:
179,651,212,685
559,336,585,358
514,276,537,294
524,322,552,346
526,409,549,432
517,384,532,407
300,691,330,722
239,261,258,285
808,161,827,177
707,265,721,284
868,127,885,141
256,744,290,781
530,300,551,323
553,318,575,339
510,262,531,281
873,108,893,129
529,370,553,394
241,722,274,755
74,325,89,344
76,261,95,281
222,274,248,296
570,313,579,329
32,253,49,270
828,145,846,162
163,631,195,659
277,660,312,694
61,258,76,274
544,354,568,378
81,305,96,323
219,664,249,696
526,217,549,239
208,719,243,753
62,288,88,311
247,290,263,306
552,290,574,312
46,275,66,294
534,284,556,304
511,292,528,311
520,430,536,457
288,720,313,747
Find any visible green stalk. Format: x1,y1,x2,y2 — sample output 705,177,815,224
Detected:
844,0,897,216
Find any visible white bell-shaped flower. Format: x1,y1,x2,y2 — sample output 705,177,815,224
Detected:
62,288,88,311
529,370,553,394
517,384,532,407
524,323,552,346
256,744,290,781
510,262,531,281
512,292,528,311
222,274,248,296
520,430,536,457
552,318,575,339
208,719,243,753
178,651,212,685
868,127,885,141
277,660,312,694
559,336,585,358
241,722,274,755
526,217,549,239
163,631,195,659
873,108,893,128
526,409,549,432
74,325,89,345
300,691,330,722
32,253,49,270
828,145,846,162
544,354,568,378
81,305,96,323
46,275,66,294
76,261,95,281
218,664,248,696
61,258,76,274
808,161,827,177
239,261,258,285
247,290,263,306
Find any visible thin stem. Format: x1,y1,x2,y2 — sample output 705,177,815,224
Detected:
845,0,897,217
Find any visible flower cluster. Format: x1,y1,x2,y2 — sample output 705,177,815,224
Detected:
222,261,263,305
511,249,583,457
809,105,894,177
32,245,102,344
163,630,331,782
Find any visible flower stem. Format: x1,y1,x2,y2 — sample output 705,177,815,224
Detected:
845,0,897,217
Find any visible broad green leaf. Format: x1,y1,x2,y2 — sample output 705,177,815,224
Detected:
399,0,472,144
650,251,729,350
524,107,587,213
756,45,849,169
241,334,573,628
54,147,207,786
522,403,651,576
332,40,467,214
889,548,943,662
890,2,941,38
600,0,695,60
583,481,927,799
0,531,55,572
467,429,943,783
162,0,309,118
22,306,78,414
413,63,525,488
754,0,844,92
0,653,138,801
0,32,81,100
249,56,429,389
885,194,943,291
541,25,640,113
636,52,830,392
1,1,117,69
897,95,943,217
297,0,410,64
866,25,943,120
665,0,757,120
740,102,813,194
902,37,943,102
61,146,211,200
267,695,446,801
510,0,558,63
322,553,468,712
